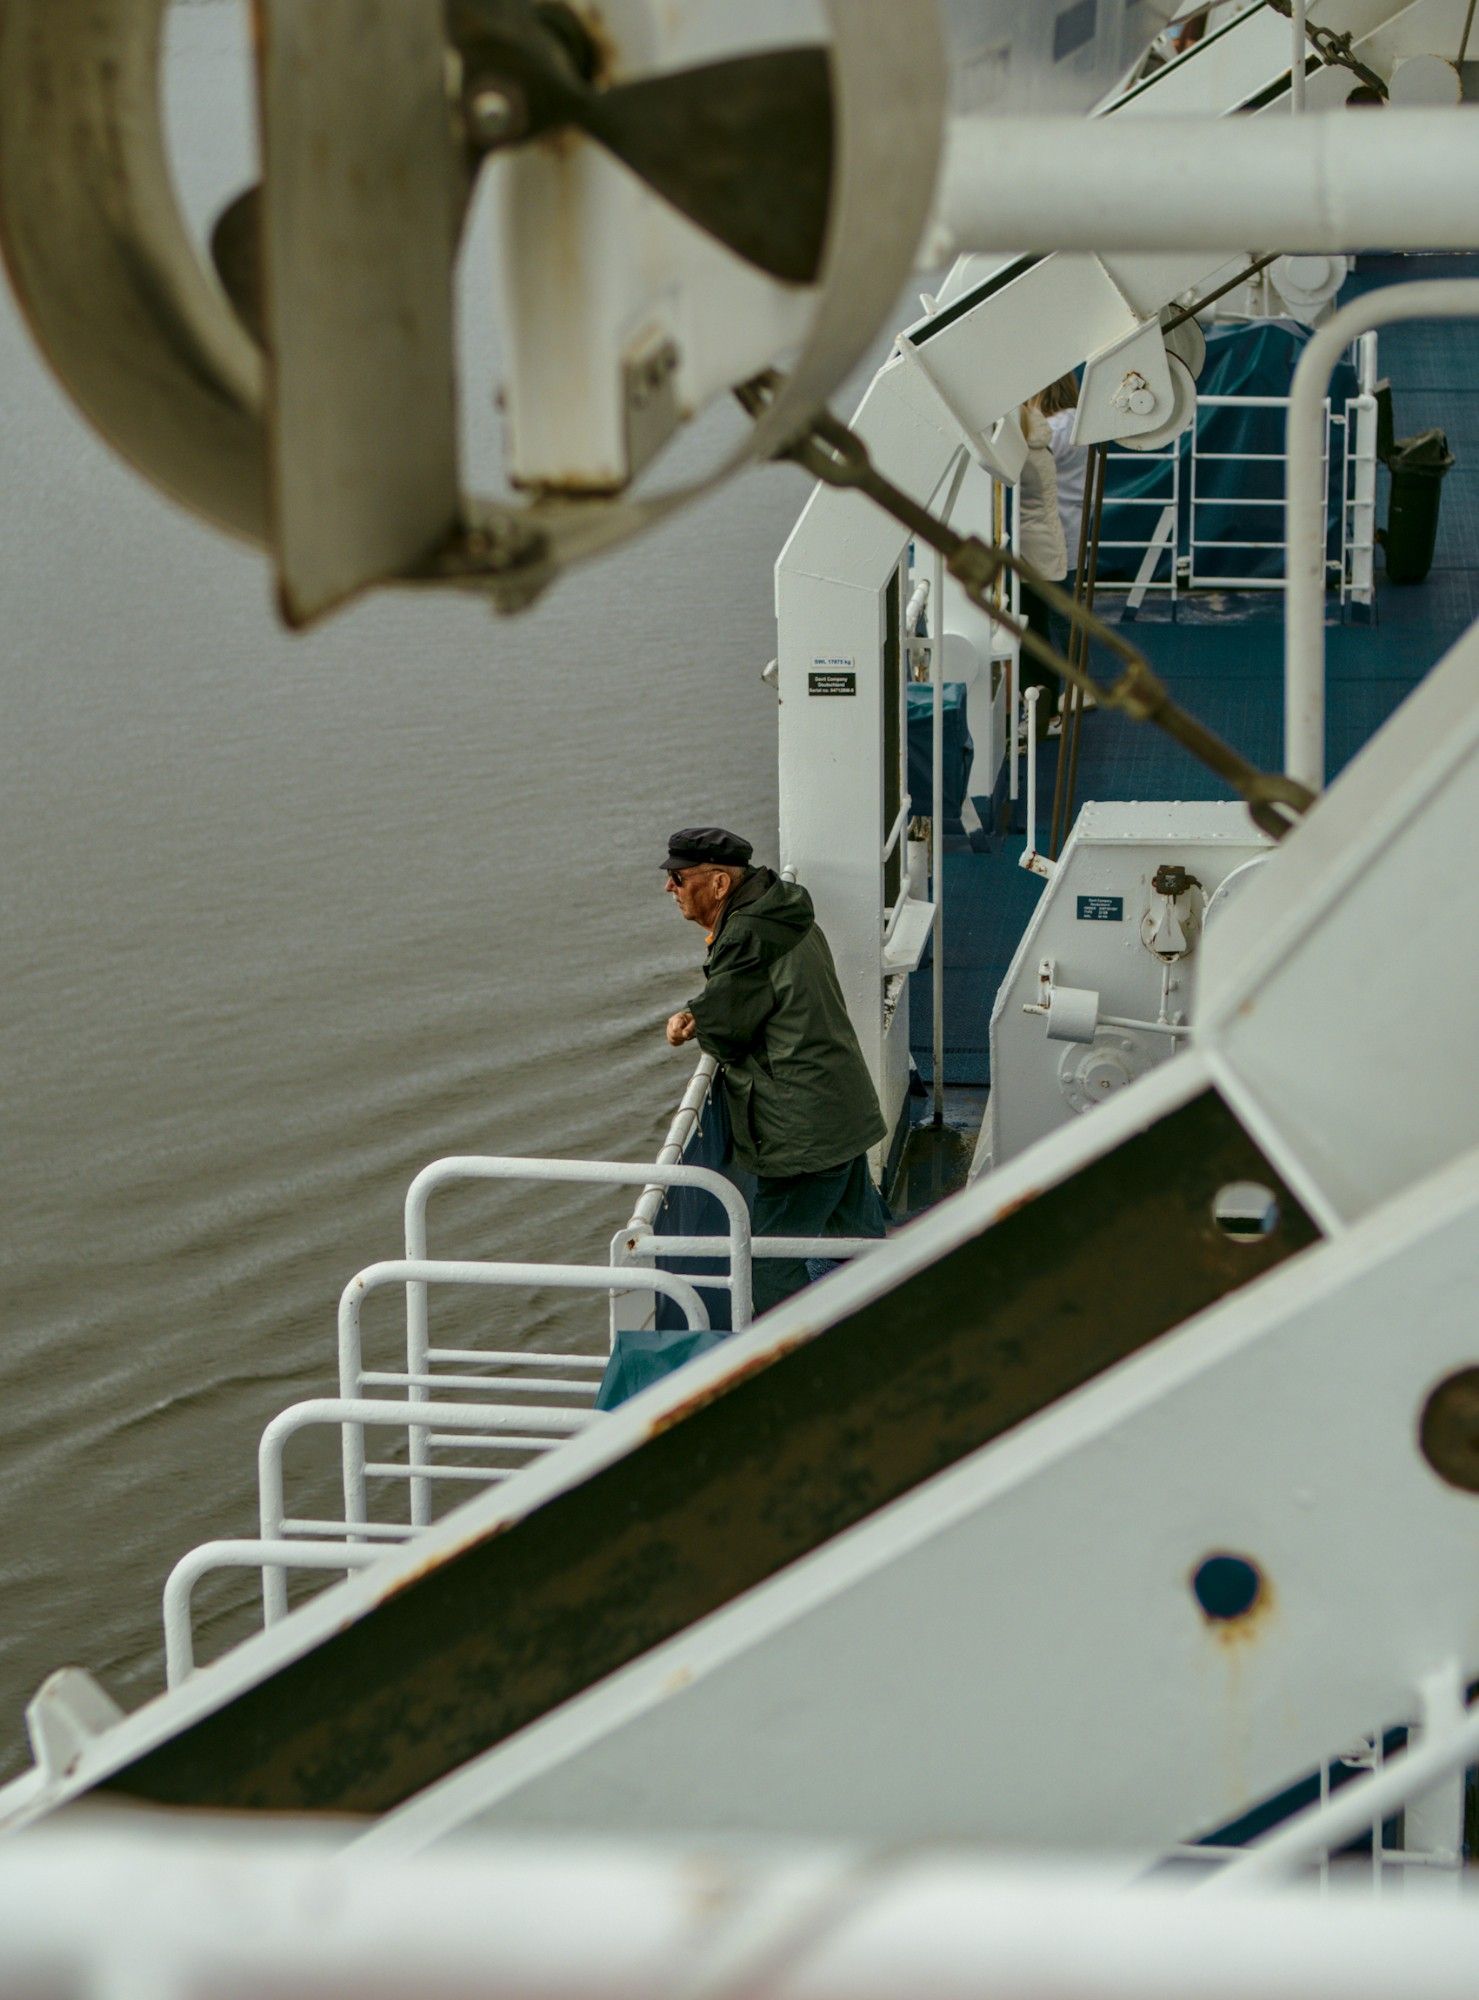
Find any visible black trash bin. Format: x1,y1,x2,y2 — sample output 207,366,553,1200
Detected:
1382,427,1455,585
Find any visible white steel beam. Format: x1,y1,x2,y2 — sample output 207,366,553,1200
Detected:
929,111,1479,260
9,1829,1479,1998
356,1141,1479,1856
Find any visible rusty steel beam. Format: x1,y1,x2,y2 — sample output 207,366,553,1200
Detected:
98,1089,1318,1815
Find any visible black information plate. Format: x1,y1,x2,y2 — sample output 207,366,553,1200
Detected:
809,670,857,697
1077,895,1125,922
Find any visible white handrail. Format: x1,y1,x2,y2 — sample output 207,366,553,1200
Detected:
1286,280,1479,790
624,1234,880,1264
1205,1698,1479,1891
339,1257,710,1538
403,1147,747,1523
260,1394,599,1624
629,1056,721,1233
165,1539,383,1687
1018,687,1055,881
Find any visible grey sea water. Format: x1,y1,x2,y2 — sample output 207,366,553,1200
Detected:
0,6,833,1771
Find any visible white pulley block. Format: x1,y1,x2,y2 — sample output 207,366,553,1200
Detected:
1117,353,1197,453
1272,254,1350,322
1046,985,1101,1044
1164,316,1207,382
1390,55,1462,107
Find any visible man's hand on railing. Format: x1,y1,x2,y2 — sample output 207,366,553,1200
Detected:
666,1010,698,1049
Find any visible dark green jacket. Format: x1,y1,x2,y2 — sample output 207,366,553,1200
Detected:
688,869,886,1178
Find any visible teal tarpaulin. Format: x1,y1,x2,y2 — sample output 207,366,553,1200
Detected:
596,1326,728,1410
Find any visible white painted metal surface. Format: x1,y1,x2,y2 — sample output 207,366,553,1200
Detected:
930,110,1479,259
1203,620,1479,1222
9,1829,1479,2000
988,802,1268,1171
0,1048,1210,1835
356,1135,1479,1855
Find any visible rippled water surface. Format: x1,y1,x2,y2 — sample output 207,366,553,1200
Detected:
0,5,882,1773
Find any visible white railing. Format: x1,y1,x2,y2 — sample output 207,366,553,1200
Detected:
1341,332,1381,611
1189,392,1332,592
1287,282,1479,791
1158,1698,1479,1895
1098,440,1181,606
1018,686,1055,881
402,1151,751,1523
336,1255,711,1546
1004,363,1377,827
1083,375,1371,602
612,1054,722,1344
160,1056,891,1682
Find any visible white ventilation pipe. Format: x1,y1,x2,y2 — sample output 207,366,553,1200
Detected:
928,113,1479,259
1285,280,1479,790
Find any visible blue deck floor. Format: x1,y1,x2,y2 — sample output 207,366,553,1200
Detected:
910,254,1479,1090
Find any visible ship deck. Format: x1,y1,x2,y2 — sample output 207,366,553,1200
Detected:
901,254,1479,1210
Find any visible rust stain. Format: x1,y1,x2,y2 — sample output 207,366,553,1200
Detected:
988,1184,1044,1227
371,1515,515,1610
1207,1574,1277,1649
646,1330,814,1439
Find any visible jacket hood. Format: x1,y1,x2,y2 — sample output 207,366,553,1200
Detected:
711,867,815,955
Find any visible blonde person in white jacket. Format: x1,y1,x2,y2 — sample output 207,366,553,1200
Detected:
1017,399,1068,738
1039,371,1088,559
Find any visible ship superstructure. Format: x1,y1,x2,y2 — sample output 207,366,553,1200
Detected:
1,0,1478,1964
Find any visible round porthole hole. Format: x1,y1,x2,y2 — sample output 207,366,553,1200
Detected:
1192,1552,1264,1623
1419,1367,1479,1494
1212,1181,1280,1242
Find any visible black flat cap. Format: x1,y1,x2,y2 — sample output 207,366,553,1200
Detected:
662,826,753,873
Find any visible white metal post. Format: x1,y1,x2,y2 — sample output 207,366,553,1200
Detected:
1286,281,1479,791
930,453,967,1126
1291,0,1308,112
334,1255,711,1575
403,1147,746,1525
1023,687,1040,858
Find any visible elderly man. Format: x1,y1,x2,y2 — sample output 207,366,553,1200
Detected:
663,826,889,1317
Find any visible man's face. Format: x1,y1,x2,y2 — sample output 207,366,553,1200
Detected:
665,864,731,929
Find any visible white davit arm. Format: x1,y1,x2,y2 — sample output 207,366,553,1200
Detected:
928,110,1479,261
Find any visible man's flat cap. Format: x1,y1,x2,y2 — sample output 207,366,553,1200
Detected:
662,826,754,872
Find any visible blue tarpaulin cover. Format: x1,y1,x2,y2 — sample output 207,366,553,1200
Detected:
906,681,973,830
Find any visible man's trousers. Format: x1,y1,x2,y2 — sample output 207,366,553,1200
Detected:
750,1153,890,1318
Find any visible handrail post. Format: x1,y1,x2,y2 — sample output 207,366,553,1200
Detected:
1291,0,1308,113
1286,281,1479,793
332,1257,711,1546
